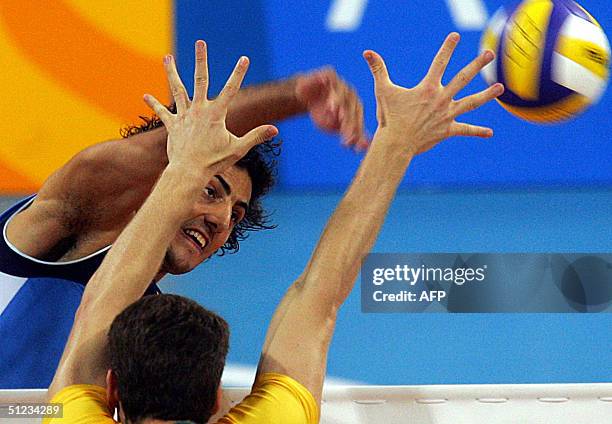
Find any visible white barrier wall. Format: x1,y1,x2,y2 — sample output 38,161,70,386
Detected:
2,384,611,423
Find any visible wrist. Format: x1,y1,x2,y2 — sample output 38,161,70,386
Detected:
226,76,306,135
163,162,214,190
126,126,170,166
291,74,309,113
372,127,419,159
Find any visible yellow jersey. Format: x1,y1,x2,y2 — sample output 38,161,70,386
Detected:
43,373,318,424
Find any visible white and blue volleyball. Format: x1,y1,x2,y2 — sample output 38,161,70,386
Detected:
480,0,610,123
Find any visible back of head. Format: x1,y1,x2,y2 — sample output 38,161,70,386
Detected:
108,294,229,423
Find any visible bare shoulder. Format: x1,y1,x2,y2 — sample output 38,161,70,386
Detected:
5,136,160,260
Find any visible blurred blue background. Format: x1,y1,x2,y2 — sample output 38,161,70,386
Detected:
176,0,612,190
162,0,612,385
161,189,612,385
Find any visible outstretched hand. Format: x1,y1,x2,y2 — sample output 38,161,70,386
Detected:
295,67,369,151
364,32,504,156
144,40,278,178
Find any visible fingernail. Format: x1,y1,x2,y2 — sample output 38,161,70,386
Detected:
495,83,504,94
239,56,248,66
164,55,171,64
484,50,494,60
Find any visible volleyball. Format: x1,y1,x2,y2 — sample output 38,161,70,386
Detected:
480,0,610,123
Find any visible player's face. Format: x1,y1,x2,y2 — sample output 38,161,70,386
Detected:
161,165,252,275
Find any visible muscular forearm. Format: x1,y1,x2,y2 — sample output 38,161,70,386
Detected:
302,129,414,307
65,78,304,213
226,77,306,136
49,164,209,395
81,165,209,319
256,129,412,401
259,37,499,404
46,77,304,224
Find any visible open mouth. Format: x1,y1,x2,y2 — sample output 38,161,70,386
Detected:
182,228,207,252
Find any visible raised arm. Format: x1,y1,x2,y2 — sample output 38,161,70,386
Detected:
48,41,277,397
228,67,367,149
6,66,365,262
256,33,504,404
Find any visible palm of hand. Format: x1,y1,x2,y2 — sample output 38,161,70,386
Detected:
144,41,277,177
365,33,503,155
165,108,233,168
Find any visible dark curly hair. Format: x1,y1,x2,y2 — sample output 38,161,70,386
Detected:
108,294,229,423
121,106,280,254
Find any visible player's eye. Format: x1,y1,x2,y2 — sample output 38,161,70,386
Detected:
204,187,217,199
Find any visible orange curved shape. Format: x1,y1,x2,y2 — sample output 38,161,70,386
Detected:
0,160,38,193
0,0,169,123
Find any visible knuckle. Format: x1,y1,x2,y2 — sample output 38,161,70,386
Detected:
172,89,186,101
371,63,383,74
423,83,438,96
323,67,338,81
194,76,207,86
224,83,238,94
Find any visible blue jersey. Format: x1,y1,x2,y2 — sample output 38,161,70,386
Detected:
0,196,160,389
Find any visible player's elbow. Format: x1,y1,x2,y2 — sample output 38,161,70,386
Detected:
70,305,93,336
77,280,112,321
296,282,345,326
301,269,356,313
74,294,97,322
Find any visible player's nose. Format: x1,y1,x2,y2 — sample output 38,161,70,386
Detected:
205,202,232,233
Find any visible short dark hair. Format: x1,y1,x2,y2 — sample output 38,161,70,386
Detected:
121,108,280,255
108,294,229,423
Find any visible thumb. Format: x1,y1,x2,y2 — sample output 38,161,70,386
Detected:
239,125,279,152
363,50,391,87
